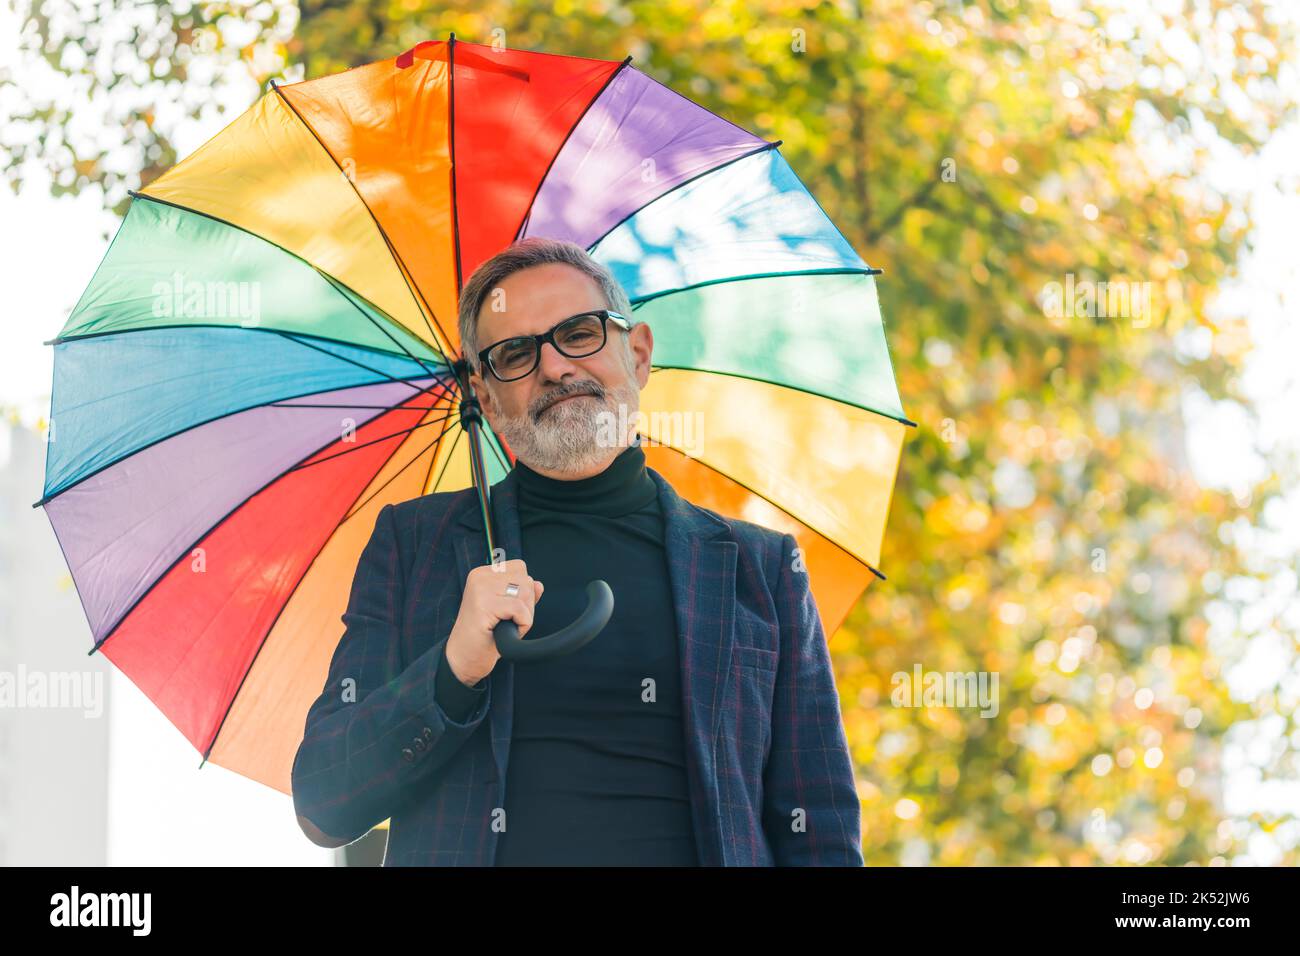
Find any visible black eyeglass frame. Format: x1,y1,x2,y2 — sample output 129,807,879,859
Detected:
474,309,634,382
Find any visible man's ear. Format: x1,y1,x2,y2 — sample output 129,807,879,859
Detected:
630,321,653,389
468,369,498,426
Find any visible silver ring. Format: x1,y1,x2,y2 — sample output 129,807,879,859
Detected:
504,583,520,597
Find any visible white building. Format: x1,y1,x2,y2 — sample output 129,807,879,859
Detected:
1,417,335,866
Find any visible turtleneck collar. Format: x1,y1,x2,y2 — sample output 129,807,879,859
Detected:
514,435,657,517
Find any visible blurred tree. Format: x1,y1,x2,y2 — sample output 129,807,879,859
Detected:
1,0,296,215
5,0,1296,864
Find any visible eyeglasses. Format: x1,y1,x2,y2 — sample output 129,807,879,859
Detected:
475,309,633,382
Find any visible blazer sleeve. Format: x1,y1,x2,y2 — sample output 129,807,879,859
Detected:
291,502,491,844
435,640,487,722
761,532,864,866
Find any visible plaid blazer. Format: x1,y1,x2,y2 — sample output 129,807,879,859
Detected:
291,464,863,866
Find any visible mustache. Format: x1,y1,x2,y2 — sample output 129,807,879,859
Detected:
532,380,605,420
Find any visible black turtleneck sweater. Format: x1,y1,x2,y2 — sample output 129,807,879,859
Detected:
432,438,698,866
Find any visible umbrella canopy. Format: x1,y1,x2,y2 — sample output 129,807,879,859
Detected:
37,35,911,794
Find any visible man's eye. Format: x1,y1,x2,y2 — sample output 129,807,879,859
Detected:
498,343,533,365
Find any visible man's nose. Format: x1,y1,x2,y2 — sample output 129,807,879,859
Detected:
536,338,583,381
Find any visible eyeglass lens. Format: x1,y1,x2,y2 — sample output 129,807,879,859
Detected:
489,313,606,379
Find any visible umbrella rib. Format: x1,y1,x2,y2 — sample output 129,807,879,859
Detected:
416,398,457,504
46,319,445,391
646,442,887,582
315,269,451,379
269,80,458,367
340,207,455,368
427,415,467,496
648,363,916,428
33,353,448,509
645,63,781,147
583,143,883,291
284,411,459,474
346,407,462,523
482,427,511,473
111,189,449,379
268,402,443,410
201,403,464,765
511,54,634,243
268,329,448,398
584,140,783,253
628,266,884,309
448,36,463,297
83,379,446,657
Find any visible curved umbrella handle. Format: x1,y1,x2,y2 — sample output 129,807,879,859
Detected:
493,579,614,662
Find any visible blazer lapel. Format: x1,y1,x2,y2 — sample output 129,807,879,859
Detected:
452,462,736,866
646,467,736,866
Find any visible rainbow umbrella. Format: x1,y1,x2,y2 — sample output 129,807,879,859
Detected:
35,35,912,795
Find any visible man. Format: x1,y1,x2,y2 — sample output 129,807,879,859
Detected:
291,237,863,865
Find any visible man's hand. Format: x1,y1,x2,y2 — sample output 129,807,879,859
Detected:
445,558,544,686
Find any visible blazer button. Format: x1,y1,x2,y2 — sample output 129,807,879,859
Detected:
422,727,433,742
401,747,415,762
413,737,427,752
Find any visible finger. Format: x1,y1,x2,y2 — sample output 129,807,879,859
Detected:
476,569,533,605
514,574,537,609
498,595,534,634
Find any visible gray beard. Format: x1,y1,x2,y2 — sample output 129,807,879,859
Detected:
489,371,641,477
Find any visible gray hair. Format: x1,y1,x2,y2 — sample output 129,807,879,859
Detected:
457,237,636,374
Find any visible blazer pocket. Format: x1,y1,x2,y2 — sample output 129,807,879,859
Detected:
732,642,778,673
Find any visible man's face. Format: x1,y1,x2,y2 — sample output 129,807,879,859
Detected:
467,262,653,478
